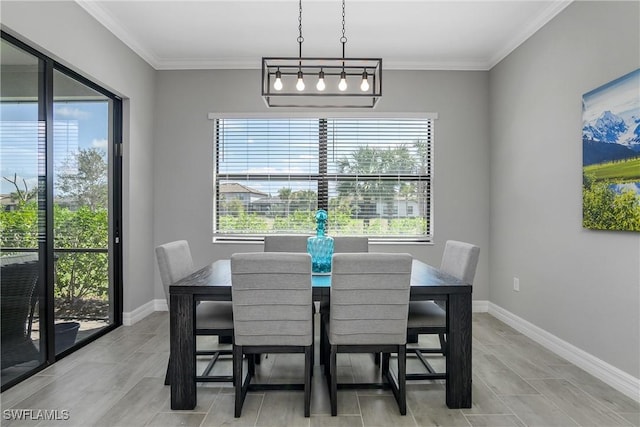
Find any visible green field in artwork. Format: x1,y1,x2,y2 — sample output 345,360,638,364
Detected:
583,157,640,182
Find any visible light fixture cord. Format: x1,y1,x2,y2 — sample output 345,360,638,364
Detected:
340,0,347,67
298,0,304,68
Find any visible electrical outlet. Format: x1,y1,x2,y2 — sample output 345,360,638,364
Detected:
513,277,520,292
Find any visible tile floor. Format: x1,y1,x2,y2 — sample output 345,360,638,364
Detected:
1,312,638,426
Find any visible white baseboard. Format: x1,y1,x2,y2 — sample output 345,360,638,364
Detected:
488,302,640,403
154,299,168,312
122,300,156,326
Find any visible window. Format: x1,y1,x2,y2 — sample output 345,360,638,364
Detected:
213,115,433,242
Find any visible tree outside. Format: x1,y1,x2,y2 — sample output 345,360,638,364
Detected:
1,147,110,323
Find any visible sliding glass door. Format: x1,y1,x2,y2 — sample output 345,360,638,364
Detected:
0,32,122,390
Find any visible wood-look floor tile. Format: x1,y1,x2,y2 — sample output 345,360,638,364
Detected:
0,373,55,409
3,312,637,427
501,394,579,426
472,323,514,346
201,392,263,426
463,414,525,427
311,415,364,427
350,354,384,385
502,334,570,367
255,392,312,427
91,377,169,427
473,314,521,337
528,378,632,426
547,364,640,413
460,375,513,415
619,412,640,426
144,411,205,427
473,354,539,396
490,344,557,379
406,385,470,427
358,395,417,427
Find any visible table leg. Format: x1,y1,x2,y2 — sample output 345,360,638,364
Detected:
446,293,472,408
170,293,196,410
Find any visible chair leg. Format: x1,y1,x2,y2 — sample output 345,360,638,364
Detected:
164,357,171,386
304,346,312,417
330,345,338,416
319,315,324,367
381,353,390,374
439,333,447,356
234,345,243,418
248,353,256,377
398,345,406,415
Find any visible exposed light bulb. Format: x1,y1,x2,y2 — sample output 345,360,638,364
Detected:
338,71,348,91
296,70,305,91
274,70,283,91
316,70,326,91
360,70,369,92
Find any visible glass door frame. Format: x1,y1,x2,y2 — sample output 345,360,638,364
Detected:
1,30,123,391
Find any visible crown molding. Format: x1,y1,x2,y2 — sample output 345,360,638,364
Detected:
75,0,161,69
76,0,573,72
487,0,573,69
154,58,492,71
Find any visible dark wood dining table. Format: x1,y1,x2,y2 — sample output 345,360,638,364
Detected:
169,258,472,410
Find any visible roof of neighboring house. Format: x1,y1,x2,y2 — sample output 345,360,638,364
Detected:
252,196,282,205
0,194,17,206
219,183,268,197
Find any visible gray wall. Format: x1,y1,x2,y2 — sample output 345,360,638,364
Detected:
490,1,640,377
153,69,491,302
1,1,158,314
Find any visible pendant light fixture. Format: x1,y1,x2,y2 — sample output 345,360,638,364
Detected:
262,0,382,108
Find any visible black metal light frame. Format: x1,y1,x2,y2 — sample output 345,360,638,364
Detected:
262,0,382,108
262,57,382,108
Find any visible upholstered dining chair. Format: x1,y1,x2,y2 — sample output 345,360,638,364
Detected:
155,240,234,385
332,236,368,253
318,236,369,365
406,240,479,380
263,235,310,252
322,253,412,416
231,252,313,418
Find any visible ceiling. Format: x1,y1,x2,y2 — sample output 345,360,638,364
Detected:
76,0,572,71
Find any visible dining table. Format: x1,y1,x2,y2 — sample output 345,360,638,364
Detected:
168,258,472,410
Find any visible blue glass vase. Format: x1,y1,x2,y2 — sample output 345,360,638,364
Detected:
307,210,334,273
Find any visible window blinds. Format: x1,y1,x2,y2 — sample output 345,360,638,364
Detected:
214,117,432,241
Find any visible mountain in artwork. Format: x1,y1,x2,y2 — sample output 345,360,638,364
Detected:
583,110,640,164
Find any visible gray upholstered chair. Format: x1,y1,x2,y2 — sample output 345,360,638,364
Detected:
332,236,368,253
263,235,310,252
155,240,234,385
322,253,412,416
231,252,313,418
406,240,479,380
319,236,368,365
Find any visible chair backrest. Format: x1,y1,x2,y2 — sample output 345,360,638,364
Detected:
1,256,39,340
330,253,412,346
155,240,195,305
231,252,313,347
333,237,369,253
440,240,480,286
263,235,310,252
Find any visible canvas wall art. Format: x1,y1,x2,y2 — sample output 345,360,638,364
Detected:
582,68,640,232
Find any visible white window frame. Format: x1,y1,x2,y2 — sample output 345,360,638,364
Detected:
209,112,437,244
